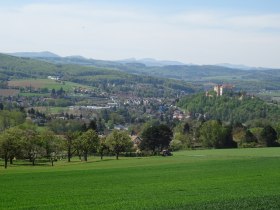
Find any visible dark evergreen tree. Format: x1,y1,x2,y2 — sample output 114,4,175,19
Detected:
88,120,97,131
260,125,278,147
140,124,173,154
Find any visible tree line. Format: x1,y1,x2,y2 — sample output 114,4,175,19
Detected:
0,122,134,169
0,114,175,169
1,105,280,169
171,119,279,150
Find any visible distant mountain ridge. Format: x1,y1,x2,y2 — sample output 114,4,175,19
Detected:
1,52,280,93
9,51,60,58
216,63,271,71
5,51,276,70
8,51,186,67
117,58,186,67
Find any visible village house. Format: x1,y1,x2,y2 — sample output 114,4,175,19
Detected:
130,135,142,150
173,110,185,121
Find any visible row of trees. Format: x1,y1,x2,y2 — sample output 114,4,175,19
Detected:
171,120,279,150
0,122,133,169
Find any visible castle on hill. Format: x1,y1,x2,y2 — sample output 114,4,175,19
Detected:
206,84,235,97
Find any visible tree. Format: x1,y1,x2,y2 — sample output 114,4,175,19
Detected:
48,119,84,134
88,120,97,131
20,124,42,166
140,124,173,154
0,110,26,131
260,125,278,147
51,88,56,97
183,122,190,134
0,103,4,110
101,109,109,122
76,129,99,161
64,131,80,162
98,137,109,160
0,127,23,168
275,123,280,141
97,118,105,133
170,132,192,151
232,127,256,147
199,120,236,148
106,130,132,160
40,129,63,166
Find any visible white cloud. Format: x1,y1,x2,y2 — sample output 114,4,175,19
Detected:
0,2,280,67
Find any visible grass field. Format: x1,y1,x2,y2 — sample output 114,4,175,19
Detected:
1,148,280,209
8,79,93,92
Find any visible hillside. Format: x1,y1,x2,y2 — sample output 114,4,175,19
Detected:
23,54,280,93
9,51,60,58
3,52,280,96
177,93,280,123
0,53,195,97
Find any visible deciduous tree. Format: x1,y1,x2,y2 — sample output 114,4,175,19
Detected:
106,130,132,159
140,124,173,154
0,127,22,168
76,129,99,161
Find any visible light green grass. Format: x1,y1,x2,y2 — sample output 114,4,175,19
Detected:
9,79,93,92
19,92,50,97
1,148,280,209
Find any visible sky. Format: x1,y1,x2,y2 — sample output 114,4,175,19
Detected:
1,0,280,68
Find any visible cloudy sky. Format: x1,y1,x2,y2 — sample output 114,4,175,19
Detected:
1,0,280,68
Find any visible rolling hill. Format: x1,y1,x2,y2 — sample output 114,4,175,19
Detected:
9,52,280,93
0,53,196,97
3,52,280,94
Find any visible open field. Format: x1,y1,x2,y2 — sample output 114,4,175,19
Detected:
8,79,93,92
32,106,69,114
0,89,19,96
1,148,280,209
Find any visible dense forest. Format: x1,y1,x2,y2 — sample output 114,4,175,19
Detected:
177,93,280,123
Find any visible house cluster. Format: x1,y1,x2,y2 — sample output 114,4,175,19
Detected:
47,76,61,81
69,105,111,111
172,110,189,121
123,98,150,106
74,87,94,94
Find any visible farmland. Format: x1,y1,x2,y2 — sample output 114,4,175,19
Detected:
1,148,280,209
0,89,19,96
8,79,93,92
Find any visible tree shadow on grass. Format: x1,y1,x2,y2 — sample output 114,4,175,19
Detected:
4,159,52,167
94,159,116,163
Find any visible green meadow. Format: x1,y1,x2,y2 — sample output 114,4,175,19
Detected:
8,79,93,93
1,148,280,210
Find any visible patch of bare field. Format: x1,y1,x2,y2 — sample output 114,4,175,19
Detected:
0,89,20,96
8,80,45,89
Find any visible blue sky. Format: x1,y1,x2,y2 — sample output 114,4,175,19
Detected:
1,0,280,67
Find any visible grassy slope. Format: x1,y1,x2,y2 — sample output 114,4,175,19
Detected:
8,79,93,92
0,148,280,209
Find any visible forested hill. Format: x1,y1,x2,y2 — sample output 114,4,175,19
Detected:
0,53,195,97
5,52,280,93
177,93,280,123
23,54,280,92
